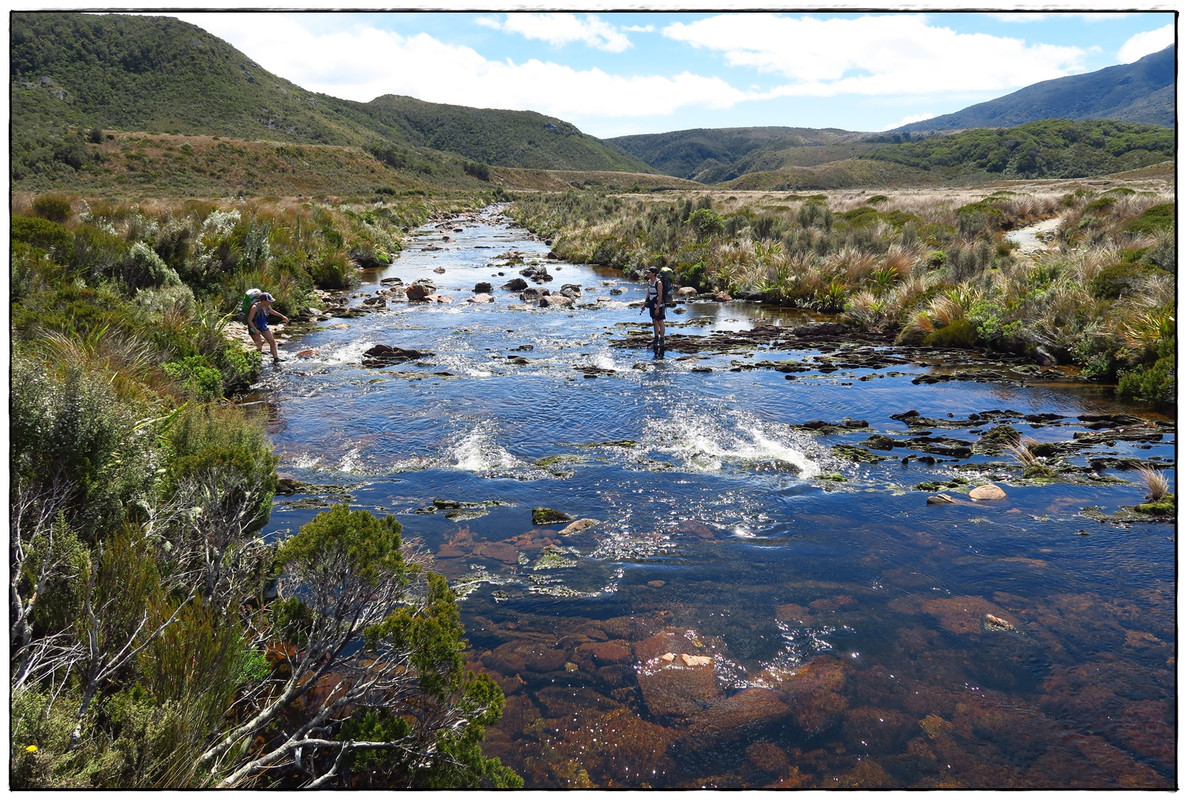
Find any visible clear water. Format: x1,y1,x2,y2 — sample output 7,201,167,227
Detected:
257,207,1176,788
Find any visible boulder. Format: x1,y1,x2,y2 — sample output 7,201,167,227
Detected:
675,286,698,299
361,344,431,368
559,518,600,536
502,277,529,291
474,281,493,293
714,291,733,302
636,651,722,723
540,294,575,309
468,293,494,304
677,688,794,753
405,283,435,302
532,507,573,525
926,494,955,505
969,483,1007,501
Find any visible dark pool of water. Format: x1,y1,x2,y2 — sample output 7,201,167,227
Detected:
257,207,1176,788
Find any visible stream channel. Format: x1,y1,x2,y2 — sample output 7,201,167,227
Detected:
255,206,1175,788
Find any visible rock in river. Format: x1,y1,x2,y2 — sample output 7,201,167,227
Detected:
362,344,431,368
969,483,1007,501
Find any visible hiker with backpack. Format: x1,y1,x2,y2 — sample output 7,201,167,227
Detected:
245,290,289,363
643,266,667,350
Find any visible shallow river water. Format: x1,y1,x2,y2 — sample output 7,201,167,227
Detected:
256,207,1175,788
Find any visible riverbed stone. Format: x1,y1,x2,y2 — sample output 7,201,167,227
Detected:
634,630,723,723
558,518,600,536
676,688,793,753
969,483,1007,501
405,282,435,301
361,344,431,367
540,294,575,309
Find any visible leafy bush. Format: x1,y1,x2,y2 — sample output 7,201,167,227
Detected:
12,214,73,258
1090,262,1155,300
163,356,223,400
32,194,72,223
1124,203,1174,235
1117,352,1175,407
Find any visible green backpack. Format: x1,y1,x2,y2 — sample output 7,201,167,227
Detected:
658,267,676,305
240,288,262,320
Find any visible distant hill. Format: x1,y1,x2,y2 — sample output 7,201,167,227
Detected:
895,45,1174,133
606,127,865,181
10,11,652,177
865,118,1173,180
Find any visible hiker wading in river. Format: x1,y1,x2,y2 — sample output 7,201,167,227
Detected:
643,266,666,349
248,292,289,364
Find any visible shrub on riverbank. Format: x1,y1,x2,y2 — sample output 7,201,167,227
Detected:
9,190,519,788
510,181,1174,406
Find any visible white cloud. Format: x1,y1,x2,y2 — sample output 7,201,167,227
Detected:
174,12,747,134
1118,24,1174,63
477,13,632,53
984,12,1133,23
898,112,937,126
663,13,1086,95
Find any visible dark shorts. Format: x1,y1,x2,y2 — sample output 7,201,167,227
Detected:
649,304,666,321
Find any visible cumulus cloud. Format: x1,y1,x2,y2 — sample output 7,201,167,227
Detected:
898,112,937,126
662,13,1086,94
477,13,632,53
176,12,744,125
1118,24,1174,63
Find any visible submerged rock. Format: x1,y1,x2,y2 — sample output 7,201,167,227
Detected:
559,518,600,536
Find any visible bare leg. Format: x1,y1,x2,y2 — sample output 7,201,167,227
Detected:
262,330,280,361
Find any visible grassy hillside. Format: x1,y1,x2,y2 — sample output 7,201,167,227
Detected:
358,95,653,172
607,127,864,180
12,130,498,198
11,11,650,178
895,45,1175,133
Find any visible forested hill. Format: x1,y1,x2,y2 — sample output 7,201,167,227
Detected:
862,119,1174,181
606,126,865,181
10,11,652,174
895,45,1175,134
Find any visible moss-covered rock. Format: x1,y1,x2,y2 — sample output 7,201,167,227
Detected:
532,507,574,525
1134,494,1176,517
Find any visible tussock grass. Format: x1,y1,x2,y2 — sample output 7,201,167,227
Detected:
1138,466,1170,501
510,174,1173,405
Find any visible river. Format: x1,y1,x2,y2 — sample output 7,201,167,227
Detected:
256,206,1175,788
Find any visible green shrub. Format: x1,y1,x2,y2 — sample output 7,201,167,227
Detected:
688,208,725,241
162,404,278,534
923,318,979,348
1124,203,1173,235
1117,353,1175,408
1090,262,1155,300
163,356,223,400
10,356,154,542
32,195,73,223
12,214,74,259
308,250,356,289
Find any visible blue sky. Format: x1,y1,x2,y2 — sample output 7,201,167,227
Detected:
141,8,1173,138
